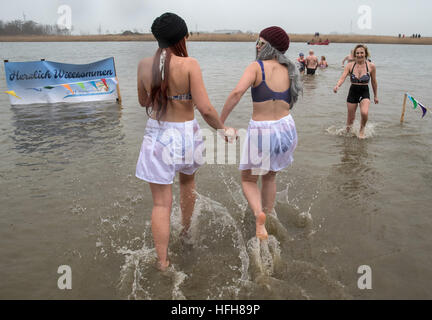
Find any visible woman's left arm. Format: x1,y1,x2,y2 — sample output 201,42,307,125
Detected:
370,63,379,104
137,59,149,107
220,62,257,124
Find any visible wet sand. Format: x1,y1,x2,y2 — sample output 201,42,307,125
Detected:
0,33,430,45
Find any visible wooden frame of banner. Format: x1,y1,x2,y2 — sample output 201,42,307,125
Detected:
113,58,122,106
400,93,407,123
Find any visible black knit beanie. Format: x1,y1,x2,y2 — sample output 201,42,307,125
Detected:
151,13,188,48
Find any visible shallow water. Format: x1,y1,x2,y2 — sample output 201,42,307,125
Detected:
1,41,432,299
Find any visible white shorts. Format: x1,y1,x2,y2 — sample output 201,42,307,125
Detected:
239,114,297,175
136,118,204,184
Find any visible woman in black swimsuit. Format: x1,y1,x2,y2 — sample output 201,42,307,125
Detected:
333,44,378,139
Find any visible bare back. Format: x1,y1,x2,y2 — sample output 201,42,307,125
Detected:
252,59,291,121
306,55,319,69
138,55,195,122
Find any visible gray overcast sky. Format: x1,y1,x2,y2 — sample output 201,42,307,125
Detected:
0,0,430,36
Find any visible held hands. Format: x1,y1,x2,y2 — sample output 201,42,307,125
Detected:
374,97,379,104
221,126,238,143
333,85,339,93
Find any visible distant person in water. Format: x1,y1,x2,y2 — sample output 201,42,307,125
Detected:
220,26,301,240
333,44,379,139
319,56,328,68
297,52,306,74
305,50,319,75
341,50,355,67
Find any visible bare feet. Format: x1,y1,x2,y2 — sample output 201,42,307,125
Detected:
180,227,189,238
256,212,268,240
180,227,193,245
358,128,366,139
157,260,170,272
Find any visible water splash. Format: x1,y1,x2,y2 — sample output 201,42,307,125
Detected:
247,236,282,278
193,193,250,282
326,121,378,139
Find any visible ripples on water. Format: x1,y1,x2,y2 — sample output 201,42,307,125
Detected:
95,176,349,300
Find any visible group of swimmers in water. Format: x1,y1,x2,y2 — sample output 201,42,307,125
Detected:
297,50,328,74
135,12,378,270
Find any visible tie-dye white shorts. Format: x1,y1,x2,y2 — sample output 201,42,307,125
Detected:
239,114,297,175
136,118,204,184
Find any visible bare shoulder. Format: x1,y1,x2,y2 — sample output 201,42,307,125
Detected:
178,56,200,73
368,61,376,70
182,56,198,66
138,56,154,71
248,60,261,70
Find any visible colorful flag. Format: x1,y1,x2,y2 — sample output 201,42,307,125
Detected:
408,94,418,109
61,84,73,94
407,93,430,119
90,81,98,89
44,86,55,89
4,90,21,99
101,78,108,89
418,102,427,118
77,82,86,90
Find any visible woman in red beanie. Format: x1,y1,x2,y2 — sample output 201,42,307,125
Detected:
220,26,302,240
136,12,232,271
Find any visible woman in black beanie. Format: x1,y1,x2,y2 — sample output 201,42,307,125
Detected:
136,13,231,271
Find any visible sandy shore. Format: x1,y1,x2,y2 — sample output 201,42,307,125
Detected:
0,33,430,45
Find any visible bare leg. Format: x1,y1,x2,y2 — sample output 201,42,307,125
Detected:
346,102,358,134
149,183,172,271
261,171,277,215
241,170,268,240
179,172,196,236
359,98,370,139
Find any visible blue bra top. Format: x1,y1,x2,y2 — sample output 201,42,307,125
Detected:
350,62,370,84
251,60,291,104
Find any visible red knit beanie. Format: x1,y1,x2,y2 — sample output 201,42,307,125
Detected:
259,26,290,54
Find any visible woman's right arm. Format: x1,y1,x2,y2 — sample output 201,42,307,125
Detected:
333,64,350,93
189,58,225,130
220,62,257,123
341,55,348,66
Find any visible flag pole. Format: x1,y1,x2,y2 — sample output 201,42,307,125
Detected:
113,58,122,106
400,93,407,123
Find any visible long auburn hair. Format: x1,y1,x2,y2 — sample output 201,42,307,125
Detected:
147,37,188,121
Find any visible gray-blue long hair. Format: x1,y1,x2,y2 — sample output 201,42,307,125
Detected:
256,43,302,108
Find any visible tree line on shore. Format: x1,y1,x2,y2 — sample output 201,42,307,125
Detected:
0,19,70,36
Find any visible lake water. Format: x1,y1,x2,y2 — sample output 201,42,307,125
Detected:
1,41,431,299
